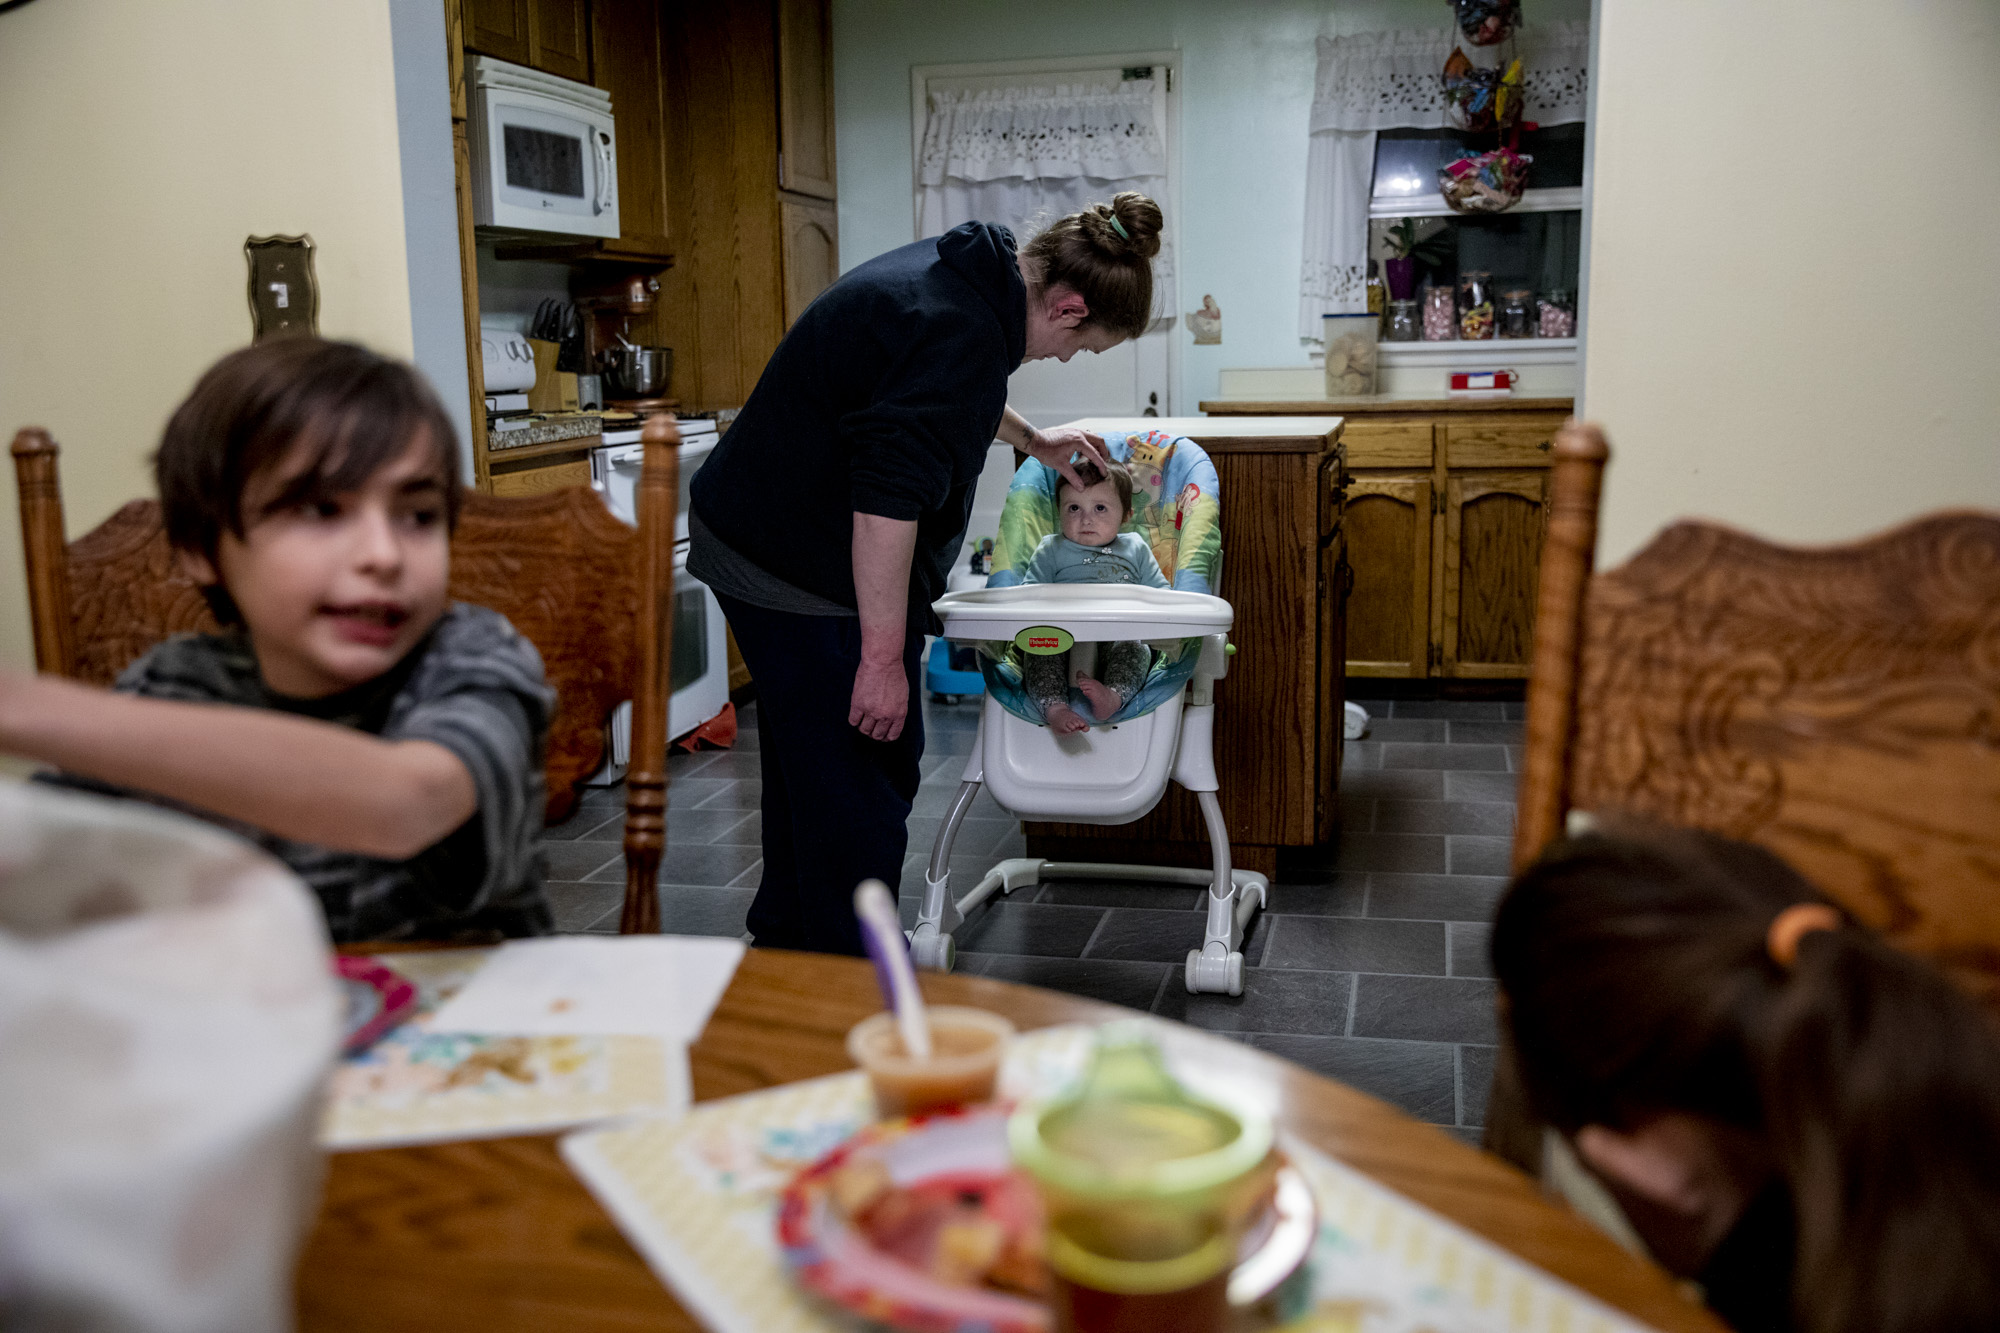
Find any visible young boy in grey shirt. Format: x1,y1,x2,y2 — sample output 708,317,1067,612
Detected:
1019,460,1169,734
9,338,554,942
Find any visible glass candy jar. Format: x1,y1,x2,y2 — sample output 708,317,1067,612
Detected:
1498,289,1535,339
1385,299,1419,342
1457,270,1495,340
1537,289,1576,338
1421,286,1457,341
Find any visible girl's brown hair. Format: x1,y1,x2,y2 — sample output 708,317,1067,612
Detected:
1020,192,1163,341
1492,822,2000,1333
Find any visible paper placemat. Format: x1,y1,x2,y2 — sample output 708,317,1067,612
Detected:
319,949,689,1151
560,1024,1656,1333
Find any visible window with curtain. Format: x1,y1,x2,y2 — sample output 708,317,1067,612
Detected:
917,76,1174,322
1298,20,1589,343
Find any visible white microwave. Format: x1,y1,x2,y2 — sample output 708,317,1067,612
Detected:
467,55,619,239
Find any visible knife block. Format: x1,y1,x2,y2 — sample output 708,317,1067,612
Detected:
525,339,578,413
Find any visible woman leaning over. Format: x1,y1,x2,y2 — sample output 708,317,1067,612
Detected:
687,193,1163,956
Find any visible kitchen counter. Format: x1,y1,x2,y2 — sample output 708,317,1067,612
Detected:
1202,396,1572,416
1068,414,1344,451
1027,415,1349,877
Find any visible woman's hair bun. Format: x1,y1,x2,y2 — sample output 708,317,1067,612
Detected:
1093,192,1163,260
1023,193,1164,340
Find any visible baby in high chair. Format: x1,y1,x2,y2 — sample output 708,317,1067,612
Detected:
1019,460,1169,734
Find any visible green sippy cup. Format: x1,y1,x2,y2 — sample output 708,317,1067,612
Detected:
1008,1025,1275,1333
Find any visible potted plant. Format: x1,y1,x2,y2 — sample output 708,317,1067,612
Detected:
1381,218,1451,302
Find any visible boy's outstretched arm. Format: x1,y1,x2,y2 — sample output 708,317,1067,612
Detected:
0,673,476,859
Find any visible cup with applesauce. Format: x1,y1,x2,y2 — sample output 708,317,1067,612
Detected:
846,1006,1015,1116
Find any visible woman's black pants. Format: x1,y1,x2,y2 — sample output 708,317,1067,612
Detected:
714,593,924,956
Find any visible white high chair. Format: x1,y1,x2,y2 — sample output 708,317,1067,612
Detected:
908,583,1268,995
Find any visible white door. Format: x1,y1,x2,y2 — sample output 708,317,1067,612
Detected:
913,58,1179,569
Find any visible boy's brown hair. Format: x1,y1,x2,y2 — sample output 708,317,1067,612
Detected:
156,339,462,622
1057,458,1134,519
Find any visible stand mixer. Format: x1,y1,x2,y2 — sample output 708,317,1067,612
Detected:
573,271,674,411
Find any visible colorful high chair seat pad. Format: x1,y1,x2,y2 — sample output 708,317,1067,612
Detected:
972,430,1223,726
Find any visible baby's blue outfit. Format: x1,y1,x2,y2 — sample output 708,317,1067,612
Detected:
1019,534,1168,720
1021,534,1170,589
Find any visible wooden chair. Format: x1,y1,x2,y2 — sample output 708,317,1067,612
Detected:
1490,421,2000,1167
9,415,683,934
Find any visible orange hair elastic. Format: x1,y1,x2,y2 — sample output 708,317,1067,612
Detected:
1767,903,1843,968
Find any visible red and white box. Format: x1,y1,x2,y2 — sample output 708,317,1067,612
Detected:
1448,370,1517,397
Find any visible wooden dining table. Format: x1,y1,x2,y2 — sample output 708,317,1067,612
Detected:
297,948,1723,1332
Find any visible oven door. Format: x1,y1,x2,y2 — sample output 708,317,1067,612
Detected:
586,545,731,785
472,88,619,238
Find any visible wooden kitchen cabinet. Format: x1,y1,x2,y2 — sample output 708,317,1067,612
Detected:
488,451,593,497
1442,470,1547,676
590,0,670,256
1344,474,1432,678
465,0,589,81
1202,397,1570,680
775,0,838,200
779,193,838,327
1021,417,1349,880
658,0,839,409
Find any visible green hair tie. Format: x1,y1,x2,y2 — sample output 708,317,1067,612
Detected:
1108,214,1130,242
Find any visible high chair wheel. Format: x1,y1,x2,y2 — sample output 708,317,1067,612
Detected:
1184,949,1244,996
909,926,956,972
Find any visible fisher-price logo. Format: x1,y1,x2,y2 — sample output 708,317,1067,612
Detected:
1027,636,1060,650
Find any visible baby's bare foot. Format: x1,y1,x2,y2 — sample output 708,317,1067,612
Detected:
1076,676,1121,720
1043,703,1091,735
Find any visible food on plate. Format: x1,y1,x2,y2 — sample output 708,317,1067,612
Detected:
828,1157,1052,1297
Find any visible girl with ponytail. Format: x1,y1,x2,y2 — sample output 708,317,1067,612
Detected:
1492,821,2000,1333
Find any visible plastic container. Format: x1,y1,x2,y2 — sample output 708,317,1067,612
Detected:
1498,289,1535,339
1421,286,1457,341
1321,312,1380,397
1010,1027,1275,1333
847,1006,1014,1116
1385,299,1419,342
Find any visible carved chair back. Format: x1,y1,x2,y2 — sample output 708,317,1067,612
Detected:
1515,423,2000,1007
8,420,683,933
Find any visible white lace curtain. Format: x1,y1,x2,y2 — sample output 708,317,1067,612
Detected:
1298,20,1590,343
918,81,1173,318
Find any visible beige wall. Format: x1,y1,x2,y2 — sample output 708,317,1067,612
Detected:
1583,0,2000,563
0,0,413,669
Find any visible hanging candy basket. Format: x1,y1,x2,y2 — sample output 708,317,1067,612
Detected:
1440,147,1532,213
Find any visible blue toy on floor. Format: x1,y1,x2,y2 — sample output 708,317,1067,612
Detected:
925,638,985,703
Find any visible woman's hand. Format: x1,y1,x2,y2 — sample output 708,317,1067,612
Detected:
849,655,909,742
1023,425,1112,490
998,406,1110,490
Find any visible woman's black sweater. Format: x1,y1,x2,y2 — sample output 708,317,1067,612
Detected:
689,221,1027,632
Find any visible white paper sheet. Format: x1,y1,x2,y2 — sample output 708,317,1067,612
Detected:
428,934,746,1042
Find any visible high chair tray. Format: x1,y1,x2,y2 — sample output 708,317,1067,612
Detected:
933,584,1232,642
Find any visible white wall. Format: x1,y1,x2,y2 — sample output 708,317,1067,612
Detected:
390,0,476,478
0,0,415,670
832,0,1589,415
1583,0,2000,562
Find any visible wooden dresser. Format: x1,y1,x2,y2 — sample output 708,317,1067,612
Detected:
1021,416,1348,880
1201,396,1571,680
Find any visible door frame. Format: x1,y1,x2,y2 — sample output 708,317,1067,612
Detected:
908,49,1182,415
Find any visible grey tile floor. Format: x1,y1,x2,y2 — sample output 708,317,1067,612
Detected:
540,690,1522,1142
